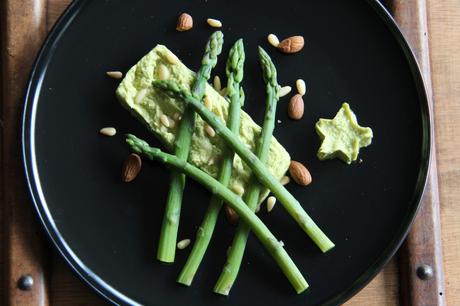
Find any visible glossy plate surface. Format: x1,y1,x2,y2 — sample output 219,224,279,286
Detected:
23,0,430,305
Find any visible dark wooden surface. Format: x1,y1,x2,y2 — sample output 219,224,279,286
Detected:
390,1,446,305
2,0,459,305
1,1,49,305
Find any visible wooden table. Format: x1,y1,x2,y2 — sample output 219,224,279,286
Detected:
1,0,459,305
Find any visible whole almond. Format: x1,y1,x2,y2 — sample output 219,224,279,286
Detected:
288,94,304,120
122,153,142,182
176,13,193,31
224,205,239,225
277,36,305,54
288,160,312,186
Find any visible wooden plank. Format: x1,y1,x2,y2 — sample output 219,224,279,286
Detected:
389,1,447,305
427,1,460,305
1,0,49,305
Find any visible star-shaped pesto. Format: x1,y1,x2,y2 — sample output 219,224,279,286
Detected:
315,103,373,164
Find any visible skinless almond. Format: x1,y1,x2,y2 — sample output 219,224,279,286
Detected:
289,160,312,186
277,36,305,54
288,94,304,120
176,13,193,31
224,205,239,225
122,153,142,182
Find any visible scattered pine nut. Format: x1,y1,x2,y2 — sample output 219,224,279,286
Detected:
160,114,171,128
173,113,182,121
106,71,123,79
213,75,222,91
177,239,191,250
232,184,245,196
280,176,290,185
204,96,213,110
266,196,277,212
267,34,280,47
296,79,306,96
100,127,116,136
278,86,292,98
165,51,180,64
135,88,148,104
207,18,222,28
158,64,170,80
204,124,216,137
277,119,282,124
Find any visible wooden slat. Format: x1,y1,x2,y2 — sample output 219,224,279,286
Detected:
390,1,447,305
426,0,460,305
1,0,50,305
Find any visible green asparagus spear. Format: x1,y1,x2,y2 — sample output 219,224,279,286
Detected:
214,47,278,295
152,79,335,253
157,31,224,263
177,39,245,286
126,134,308,294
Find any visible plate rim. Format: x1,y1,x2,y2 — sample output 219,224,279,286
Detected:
21,0,432,305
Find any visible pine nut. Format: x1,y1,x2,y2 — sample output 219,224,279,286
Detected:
232,184,245,196
135,88,148,104
158,64,170,80
267,34,280,47
204,96,213,110
207,18,222,28
267,196,277,212
100,127,116,136
296,79,306,96
204,124,216,137
106,71,123,79
278,86,292,98
165,51,180,64
213,75,222,91
177,239,191,249
160,114,171,128
220,87,227,96
280,176,290,185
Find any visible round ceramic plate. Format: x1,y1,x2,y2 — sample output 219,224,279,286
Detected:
23,0,430,305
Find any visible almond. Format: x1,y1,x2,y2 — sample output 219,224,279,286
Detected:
122,153,142,182
277,36,304,54
224,205,239,225
288,94,304,120
288,160,312,186
176,13,193,31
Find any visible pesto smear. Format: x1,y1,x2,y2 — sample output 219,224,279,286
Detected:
116,45,291,200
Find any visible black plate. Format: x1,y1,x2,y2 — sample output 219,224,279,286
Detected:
22,0,430,305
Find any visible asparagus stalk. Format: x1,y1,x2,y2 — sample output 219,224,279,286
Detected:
214,47,278,295
152,79,335,253
126,135,309,294
157,31,224,263
177,39,245,286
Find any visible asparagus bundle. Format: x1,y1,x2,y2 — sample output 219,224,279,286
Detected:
214,47,278,295
177,39,245,286
157,31,224,263
126,135,309,294
152,79,335,253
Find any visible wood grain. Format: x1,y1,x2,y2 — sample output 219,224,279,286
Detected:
391,1,447,305
1,0,50,305
2,0,460,305
427,1,460,305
